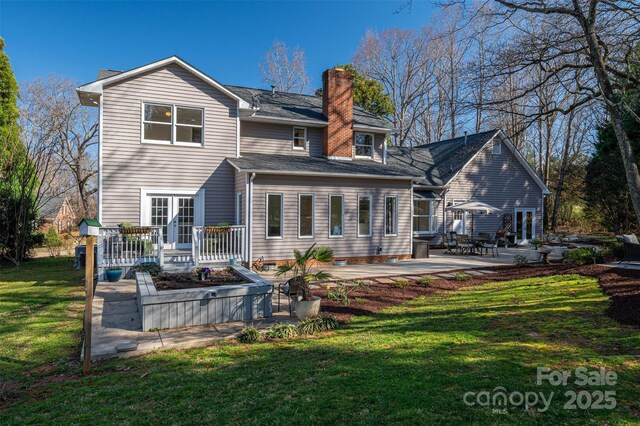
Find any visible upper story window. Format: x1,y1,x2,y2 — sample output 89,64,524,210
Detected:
143,103,204,146
354,133,374,158
492,139,502,155
293,127,307,150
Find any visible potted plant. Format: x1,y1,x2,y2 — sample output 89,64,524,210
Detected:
275,244,333,319
105,266,123,282
195,267,211,281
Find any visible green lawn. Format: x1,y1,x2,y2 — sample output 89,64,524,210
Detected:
0,257,84,383
1,260,639,424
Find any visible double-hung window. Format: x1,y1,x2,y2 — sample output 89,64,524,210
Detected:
358,194,372,237
266,193,283,238
298,193,314,238
354,133,374,158
329,194,344,237
293,127,307,150
413,200,437,234
385,196,398,236
143,103,204,145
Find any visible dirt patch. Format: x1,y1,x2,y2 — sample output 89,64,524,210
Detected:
153,267,248,290
315,263,640,325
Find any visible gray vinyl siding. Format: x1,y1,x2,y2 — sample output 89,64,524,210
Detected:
100,64,238,226
234,171,246,225
442,141,544,239
240,121,323,157
250,175,412,261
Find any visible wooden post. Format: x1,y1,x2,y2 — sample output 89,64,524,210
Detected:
83,235,96,374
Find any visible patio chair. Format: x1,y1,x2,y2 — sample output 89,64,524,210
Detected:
443,232,458,253
495,229,509,248
617,234,640,263
277,277,302,317
477,232,491,241
456,234,475,255
480,239,500,257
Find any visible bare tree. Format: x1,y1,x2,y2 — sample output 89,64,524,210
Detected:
259,40,310,93
353,28,433,146
445,0,640,224
20,77,98,216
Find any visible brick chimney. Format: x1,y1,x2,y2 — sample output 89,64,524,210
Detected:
322,68,354,159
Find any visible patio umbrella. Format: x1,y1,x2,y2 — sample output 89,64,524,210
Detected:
445,201,503,237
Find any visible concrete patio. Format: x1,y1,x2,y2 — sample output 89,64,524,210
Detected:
259,247,531,281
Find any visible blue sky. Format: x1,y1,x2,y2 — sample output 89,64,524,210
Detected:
1,1,434,90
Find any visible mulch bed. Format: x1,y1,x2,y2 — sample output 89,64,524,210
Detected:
315,263,640,326
153,267,248,290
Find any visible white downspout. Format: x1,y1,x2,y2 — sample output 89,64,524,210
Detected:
409,183,414,256
98,95,103,223
247,173,256,265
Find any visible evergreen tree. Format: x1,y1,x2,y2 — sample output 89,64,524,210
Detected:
315,64,394,118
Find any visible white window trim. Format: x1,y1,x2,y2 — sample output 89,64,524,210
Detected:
328,194,344,239
384,195,398,237
297,193,315,239
357,193,373,238
413,199,437,235
492,139,502,155
141,102,205,148
292,126,307,151
354,132,374,159
265,192,284,239
235,192,242,225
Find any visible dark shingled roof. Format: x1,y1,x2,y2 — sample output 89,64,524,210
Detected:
38,196,66,220
97,69,123,80
224,85,391,129
227,153,421,179
386,129,500,186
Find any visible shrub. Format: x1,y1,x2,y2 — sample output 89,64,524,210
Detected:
453,273,472,282
326,285,350,305
43,227,63,257
131,262,163,277
391,279,408,288
31,231,45,247
513,255,528,266
265,323,298,339
237,326,260,343
417,276,434,285
529,238,544,249
601,242,625,261
297,315,338,335
564,247,603,265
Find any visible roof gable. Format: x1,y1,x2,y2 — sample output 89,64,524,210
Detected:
77,56,249,108
386,129,550,194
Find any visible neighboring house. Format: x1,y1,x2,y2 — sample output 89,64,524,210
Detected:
38,196,76,233
76,56,548,267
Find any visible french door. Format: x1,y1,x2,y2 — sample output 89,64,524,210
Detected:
514,208,536,244
149,195,196,249
452,199,466,234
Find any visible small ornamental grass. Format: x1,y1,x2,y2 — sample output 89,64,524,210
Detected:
237,326,260,343
297,315,338,335
391,279,409,288
453,272,472,282
265,323,298,340
417,276,434,285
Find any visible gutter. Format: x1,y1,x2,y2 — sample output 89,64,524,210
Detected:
226,165,418,181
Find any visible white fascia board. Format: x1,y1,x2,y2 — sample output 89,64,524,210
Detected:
76,56,250,108
225,165,416,181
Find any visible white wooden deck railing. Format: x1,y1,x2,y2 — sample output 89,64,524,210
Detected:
192,225,245,265
98,227,164,268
